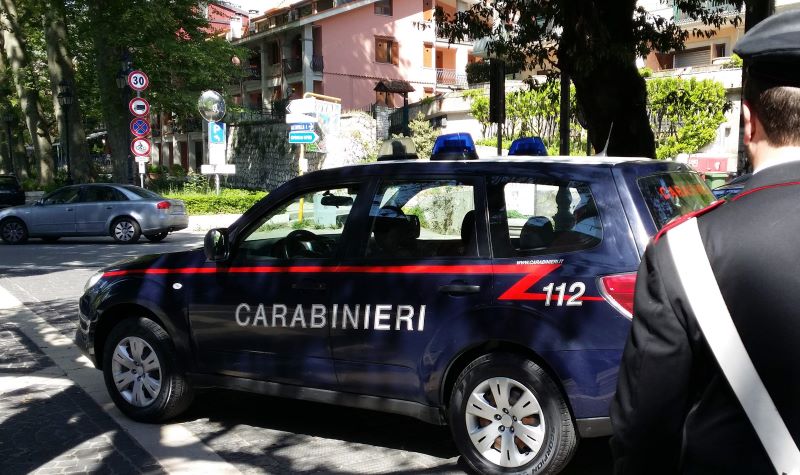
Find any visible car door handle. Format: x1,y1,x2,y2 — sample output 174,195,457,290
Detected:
66,207,73,211
438,284,481,295
292,281,327,291
106,206,113,209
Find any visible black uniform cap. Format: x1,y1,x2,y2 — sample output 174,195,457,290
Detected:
734,9,800,87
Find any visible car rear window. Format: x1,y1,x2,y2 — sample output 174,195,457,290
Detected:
638,172,715,229
121,185,162,200
0,177,19,189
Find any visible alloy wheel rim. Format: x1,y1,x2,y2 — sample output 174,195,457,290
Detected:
2,222,24,242
111,336,162,407
464,377,546,468
115,221,134,241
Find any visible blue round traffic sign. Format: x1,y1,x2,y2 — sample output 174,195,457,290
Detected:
130,118,151,138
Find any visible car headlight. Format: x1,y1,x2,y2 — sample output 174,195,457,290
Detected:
84,271,105,293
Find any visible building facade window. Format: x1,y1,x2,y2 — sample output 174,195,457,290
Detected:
375,0,392,16
375,37,399,65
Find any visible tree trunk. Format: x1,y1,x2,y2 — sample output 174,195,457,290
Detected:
87,0,131,184
43,1,92,183
1,0,55,185
559,0,656,158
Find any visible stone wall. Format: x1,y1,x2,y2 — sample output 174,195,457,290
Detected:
224,112,378,191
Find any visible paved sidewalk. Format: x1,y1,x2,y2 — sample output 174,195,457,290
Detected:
0,323,163,475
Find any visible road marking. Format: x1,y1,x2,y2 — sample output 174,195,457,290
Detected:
0,284,242,475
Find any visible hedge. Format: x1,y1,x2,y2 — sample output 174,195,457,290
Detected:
164,188,267,215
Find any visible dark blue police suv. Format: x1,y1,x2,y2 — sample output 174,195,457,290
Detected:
76,156,714,474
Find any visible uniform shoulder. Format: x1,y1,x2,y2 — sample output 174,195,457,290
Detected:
653,199,726,244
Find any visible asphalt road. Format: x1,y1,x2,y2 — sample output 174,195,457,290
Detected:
0,233,612,474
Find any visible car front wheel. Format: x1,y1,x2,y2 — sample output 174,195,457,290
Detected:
449,353,577,475
111,217,141,243
102,317,193,422
0,218,28,244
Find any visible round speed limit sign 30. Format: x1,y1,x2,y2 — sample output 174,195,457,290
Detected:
127,70,149,92
131,138,151,156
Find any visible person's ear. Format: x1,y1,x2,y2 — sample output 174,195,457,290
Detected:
742,100,756,145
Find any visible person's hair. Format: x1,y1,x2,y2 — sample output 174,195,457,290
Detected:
743,75,800,146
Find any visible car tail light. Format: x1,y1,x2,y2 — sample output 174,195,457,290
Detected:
598,272,637,319
156,201,171,210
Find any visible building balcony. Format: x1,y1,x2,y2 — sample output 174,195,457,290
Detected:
244,65,261,80
674,1,741,24
434,68,468,88
282,56,324,75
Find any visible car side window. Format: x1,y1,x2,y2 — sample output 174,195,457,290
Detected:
43,187,80,205
83,186,125,202
365,180,477,258
488,177,602,258
238,186,359,260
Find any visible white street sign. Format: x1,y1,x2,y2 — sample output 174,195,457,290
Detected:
127,70,149,92
286,113,319,124
131,138,151,156
286,98,315,115
138,162,146,174
201,164,236,175
135,156,150,163
209,143,226,166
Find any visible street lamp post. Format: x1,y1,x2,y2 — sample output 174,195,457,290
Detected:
2,112,15,176
231,55,244,110
116,70,134,184
56,80,74,183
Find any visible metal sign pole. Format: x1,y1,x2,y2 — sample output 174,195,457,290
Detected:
298,143,305,222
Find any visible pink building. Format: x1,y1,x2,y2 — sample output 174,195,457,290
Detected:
204,1,252,39
232,0,479,110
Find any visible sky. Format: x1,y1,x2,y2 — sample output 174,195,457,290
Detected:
226,0,298,15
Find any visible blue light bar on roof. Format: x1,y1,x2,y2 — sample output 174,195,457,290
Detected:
509,137,548,156
430,133,479,161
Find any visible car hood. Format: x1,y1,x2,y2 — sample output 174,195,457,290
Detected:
102,247,206,275
0,203,34,218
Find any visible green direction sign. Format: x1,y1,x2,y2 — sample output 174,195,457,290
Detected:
288,131,319,144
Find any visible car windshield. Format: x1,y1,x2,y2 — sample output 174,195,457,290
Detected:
638,172,715,229
0,177,18,188
120,185,162,200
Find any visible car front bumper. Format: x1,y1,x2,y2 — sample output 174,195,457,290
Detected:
75,294,98,367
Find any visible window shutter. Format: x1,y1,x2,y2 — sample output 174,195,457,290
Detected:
375,38,383,62
391,41,399,66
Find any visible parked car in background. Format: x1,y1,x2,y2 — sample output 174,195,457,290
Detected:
0,175,26,209
712,173,751,200
0,184,187,244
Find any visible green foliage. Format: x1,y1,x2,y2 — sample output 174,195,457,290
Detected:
169,164,186,178
164,188,267,215
405,112,439,160
722,53,743,69
466,61,491,85
462,89,490,136
639,67,654,78
646,77,730,160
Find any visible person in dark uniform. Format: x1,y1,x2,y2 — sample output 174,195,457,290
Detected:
610,10,800,474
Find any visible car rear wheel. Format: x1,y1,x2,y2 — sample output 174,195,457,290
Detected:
449,353,577,475
111,217,141,244
145,232,168,242
102,317,193,422
0,218,28,244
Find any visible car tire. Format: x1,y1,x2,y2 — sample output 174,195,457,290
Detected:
111,217,141,244
145,232,169,242
102,317,194,422
448,353,577,475
0,218,29,244
42,236,60,243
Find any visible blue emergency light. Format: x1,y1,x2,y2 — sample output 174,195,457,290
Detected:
509,137,548,156
430,133,479,161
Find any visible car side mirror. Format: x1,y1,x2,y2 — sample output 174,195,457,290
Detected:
204,228,230,262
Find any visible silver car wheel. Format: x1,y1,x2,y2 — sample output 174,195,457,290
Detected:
111,336,162,407
1,220,25,243
464,376,546,468
114,220,135,242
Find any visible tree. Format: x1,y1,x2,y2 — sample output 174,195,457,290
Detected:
647,76,729,159
436,0,746,158
1,0,55,185
406,112,439,160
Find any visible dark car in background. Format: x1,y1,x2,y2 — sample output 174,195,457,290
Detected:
0,175,25,209
0,183,187,244
76,155,716,475
712,173,751,200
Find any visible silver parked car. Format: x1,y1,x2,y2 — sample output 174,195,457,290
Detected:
0,184,188,244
